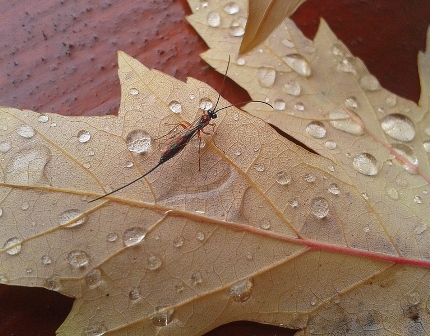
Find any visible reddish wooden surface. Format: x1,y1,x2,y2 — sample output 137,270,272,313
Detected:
0,1,429,335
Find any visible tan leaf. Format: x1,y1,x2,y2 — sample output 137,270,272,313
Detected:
240,0,307,54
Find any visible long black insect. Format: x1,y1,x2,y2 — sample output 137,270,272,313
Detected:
89,57,272,202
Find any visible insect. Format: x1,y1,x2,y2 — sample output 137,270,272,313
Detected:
89,57,272,202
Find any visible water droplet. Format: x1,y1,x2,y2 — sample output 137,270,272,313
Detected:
25,268,33,274
392,143,418,172
196,232,205,241
282,39,294,48
191,272,203,286
234,150,242,156
380,114,415,142
126,130,152,154
230,279,253,302
20,202,30,211
260,219,271,230
151,308,175,326
254,163,265,172
294,102,304,111
273,99,286,111
229,17,247,37
310,197,329,218
17,124,35,138
407,292,421,305
146,255,162,270
3,237,22,255
199,98,213,111
413,195,422,204
386,187,399,200
289,199,299,207
328,108,364,135
125,161,134,168
173,236,184,248
304,173,315,182
344,96,358,109
224,2,239,14
207,11,221,27
386,94,397,107
82,323,108,336
175,281,185,293
38,115,49,123
328,183,340,195
282,54,311,77
352,153,379,176
129,288,141,300
0,141,11,153
332,44,343,56
283,80,301,96
236,58,245,66
363,226,370,233
232,113,239,121
123,227,146,247
107,232,118,242
85,269,102,288
423,140,430,153
41,255,52,265
50,122,57,127
189,94,195,100
129,88,139,95
275,171,291,185
360,74,380,91
328,165,335,172
325,140,337,150
168,100,182,114
310,296,318,306
44,276,62,291
67,250,89,268
0,274,9,284
77,130,91,143
306,121,326,139
413,223,427,235
337,57,356,73
59,209,87,228
257,66,276,88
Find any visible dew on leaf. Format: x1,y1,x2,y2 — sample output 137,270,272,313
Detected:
77,130,91,143
413,195,422,204
363,226,370,233
294,102,305,111
360,74,380,91
173,236,184,248
175,281,185,293
191,272,203,286
38,115,49,123
3,237,22,255
407,292,421,305
146,255,162,270
289,199,299,207
59,209,87,228
129,288,141,300
304,173,315,183
344,96,358,109
42,255,52,265
196,232,205,241
199,97,213,111
44,276,62,291
257,66,276,88
85,269,102,288
151,308,175,327
282,54,311,77
306,121,326,138
82,322,108,336
328,108,363,135
123,227,146,247
423,140,430,153
207,11,221,27
332,44,343,56
328,183,340,195
229,17,247,37
275,171,291,185
392,143,418,172
67,250,89,268
168,100,182,114
129,88,139,95
337,57,356,73
17,124,35,138
236,58,245,66
310,197,329,219
283,80,301,96
260,219,271,230
230,279,253,302
386,187,399,200
325,140,337,150
107,232,118,242
20,202,30,211
224,2,239,14
273,99,286,111
0,141,11,153
352,153,379,176
254,163,265,172
282,39,294,48
125,130,152,154
245,251,254,260
413,223,427,235
386,94,397,107
380,114,415,142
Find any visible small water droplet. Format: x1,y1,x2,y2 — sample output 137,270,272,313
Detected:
199,97,213,111
413,195,422,204
17,124,35,138
168,100,182,114
189,94,195,100
310,197,329,218
107,232,118,242
380,114,415,142
207,11,221,27
175,281,185,293
129,288,141,300
123,227,146,247
282,39,294,48
151,308,175,326
407,292,421,305
85,269,102,288
386,94,397,107
386,187,399,200
173,236,184,248
236,58,245,66
146,255,162,270
50,122,57,127
423,140,430,153
273,99,286,111
42,255,52,265
282,54,311,77
230,279,253,302
260,219,271,230
82,323,108,336
77,130,91,143
325,140,337,150
25,268,33,274
224,2,239,14
234,150,242,156
129,88,139,95
275,171,291,185
337,57,356,73
3,237,22,255
20,202,30,211
306,121,326,139
352,153,379,176
328,165,335,172
126,130,152,154
254,163,265,172
124,161,134,168
344,96,358,109
294,102,304,111
44,276,62,291
245,251,253,260
289,199,299,207
38,115,49,123
196,232,205,241
392,143,418,172
0,141,11,153
362,193,369,200
191,272,203,286
257,66,276,88
232,113,239,121
229,17,247,37
283,80,301,96
310,296,318,306
360,74,380,91
328,108,363,135
328,183,340,195
59,209,87,228
332,44,343,56
304,173,315,182
67,250,89,268
414,223,427,235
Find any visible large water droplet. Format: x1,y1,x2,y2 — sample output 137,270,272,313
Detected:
126,130,152,154
67,250,89,268
380,114,415,142
17,124,35,138
283,80,301,96
59,209,87,228
151,308,175,326
229,279,253,302
328,108,363,135
360,74,380,91
257,66,276,88
224,2,239,14
146,255,162,270
352,153,379,176
282,54,311,77
3,237,22,255
207,11,221,27
275,171,291,185
310,197,329,218
306,121,326,139
123,227,146,247
229,17,247,37
77,130,91,143
168,100,182,114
